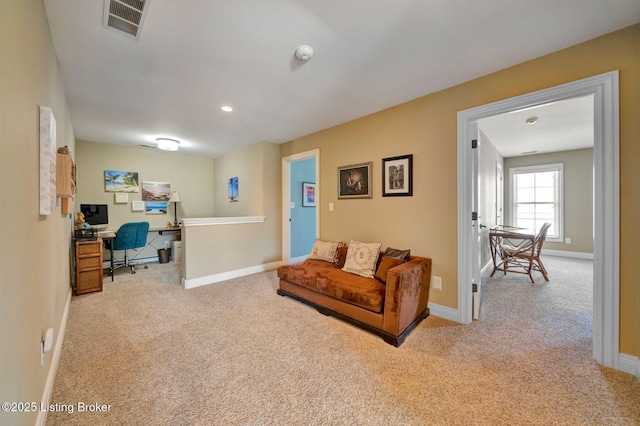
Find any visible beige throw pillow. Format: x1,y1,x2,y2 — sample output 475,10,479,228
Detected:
342,240,382,278
308,239,342,263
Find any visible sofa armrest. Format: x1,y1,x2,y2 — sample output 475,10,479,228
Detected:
382,257,432,336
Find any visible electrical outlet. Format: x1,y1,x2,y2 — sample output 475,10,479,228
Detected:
164,241,170,248
432,276,442,291
565,237,572,244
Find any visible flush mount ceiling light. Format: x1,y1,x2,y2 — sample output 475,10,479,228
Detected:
525,116,538,125
156,138,180,151
295,45,314,61
221,106,233,112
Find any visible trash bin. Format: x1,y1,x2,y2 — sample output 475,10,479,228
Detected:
158,248,170,264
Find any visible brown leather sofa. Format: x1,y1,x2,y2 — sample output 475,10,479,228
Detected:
277,249,432,347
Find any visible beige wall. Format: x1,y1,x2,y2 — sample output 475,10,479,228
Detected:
504,148,594,254
183,141,282,282
281,25,640,357
0,1,77,424
76,140,215,229
213,141,281,221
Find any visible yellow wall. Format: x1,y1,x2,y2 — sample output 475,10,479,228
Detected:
0,1,77,424
281,25,640,357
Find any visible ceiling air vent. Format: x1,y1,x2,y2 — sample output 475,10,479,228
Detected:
103,0,150,40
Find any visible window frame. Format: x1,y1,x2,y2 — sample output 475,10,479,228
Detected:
509,163,563,243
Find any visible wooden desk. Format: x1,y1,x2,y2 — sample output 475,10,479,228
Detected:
489,225,536,277
150,226,181,236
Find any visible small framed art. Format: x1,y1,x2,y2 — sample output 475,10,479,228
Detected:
337,162,372,199
382,154,413,197
114,193,128,204
302,182,316,207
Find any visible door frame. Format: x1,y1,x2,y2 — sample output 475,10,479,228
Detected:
457,71,620,369
282,149,320,263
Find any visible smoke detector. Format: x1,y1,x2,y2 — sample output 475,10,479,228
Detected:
295,45,314,61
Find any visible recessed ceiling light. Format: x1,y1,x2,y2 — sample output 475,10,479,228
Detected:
156,138,180,151
525,116,538,125
221,106,233,112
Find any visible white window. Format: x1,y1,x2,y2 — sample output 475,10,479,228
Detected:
509,163,563,242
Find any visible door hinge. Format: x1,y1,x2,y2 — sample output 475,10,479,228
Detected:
471,139,478,149
472,211,478,221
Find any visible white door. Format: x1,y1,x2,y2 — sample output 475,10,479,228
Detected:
471,126,482,320
496,163,503,226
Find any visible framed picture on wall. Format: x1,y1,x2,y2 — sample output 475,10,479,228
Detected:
382,154,413,197
302,182,316,207
104,170,139,193
131,201,144,212
337,162,372,199
228,176,239,202
142,181,171,201
145,201,168,214
114,193,128,204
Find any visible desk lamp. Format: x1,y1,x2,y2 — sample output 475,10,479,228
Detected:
168,191,182,227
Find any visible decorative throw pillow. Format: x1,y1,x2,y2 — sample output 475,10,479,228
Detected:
342,240,382,278
384,247,411,261
336,244,349,268
308,239,343,263
375,256,406,283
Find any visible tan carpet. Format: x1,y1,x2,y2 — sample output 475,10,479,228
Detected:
47,257,640,425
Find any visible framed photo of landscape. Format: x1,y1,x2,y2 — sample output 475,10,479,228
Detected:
104,170,139,193
382,154,413,197
337,162,372,199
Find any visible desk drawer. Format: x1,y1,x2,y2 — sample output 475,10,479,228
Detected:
77,240,102,255
76,269,102,294
77,256,102,269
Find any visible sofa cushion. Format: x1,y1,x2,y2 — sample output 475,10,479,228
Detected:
342,240,382,278
374,255,405,283
277,259,386,313
308,239,344,264
384,247,411,261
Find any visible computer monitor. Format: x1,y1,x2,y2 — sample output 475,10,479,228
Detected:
80,204,109,228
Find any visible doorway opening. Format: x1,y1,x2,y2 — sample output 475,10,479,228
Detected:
457,71,620,369
282,149,320,264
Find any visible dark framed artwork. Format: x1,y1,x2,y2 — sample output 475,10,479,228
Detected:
382,154,413,197
338,162,372,199
302,182,316,207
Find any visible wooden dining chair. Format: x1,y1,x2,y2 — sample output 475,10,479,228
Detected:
500,223,551,283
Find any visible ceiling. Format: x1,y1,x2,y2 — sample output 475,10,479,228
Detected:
478,95,595,158
43,0,640,158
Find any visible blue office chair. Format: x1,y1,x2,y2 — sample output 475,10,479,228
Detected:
112,222,149,274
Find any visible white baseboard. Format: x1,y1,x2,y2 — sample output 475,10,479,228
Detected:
182,261,282,289
36,288,72,426
543,249,594,260
619,353,640,382
427,302,458,322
